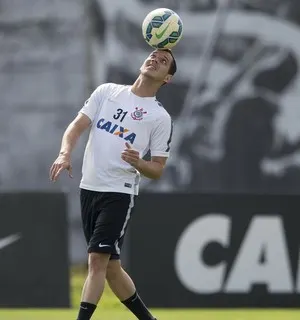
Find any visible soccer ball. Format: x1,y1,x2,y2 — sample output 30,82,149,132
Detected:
142,8,183,49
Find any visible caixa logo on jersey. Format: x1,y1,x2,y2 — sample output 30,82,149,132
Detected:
96,118,136,144
174,214,300,295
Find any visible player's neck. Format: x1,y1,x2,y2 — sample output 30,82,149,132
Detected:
131,76,161,98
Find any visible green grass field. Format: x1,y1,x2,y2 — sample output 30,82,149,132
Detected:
1,267,300,319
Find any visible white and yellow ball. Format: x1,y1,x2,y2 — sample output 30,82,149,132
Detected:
142,8,183,49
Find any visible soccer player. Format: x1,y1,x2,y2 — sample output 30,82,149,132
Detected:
49,48,176,320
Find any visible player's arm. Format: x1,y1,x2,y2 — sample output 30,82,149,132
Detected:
49,85,104,182
59,113,91,157
136,155,167,180
121,142,167,179
49,113,91,181
122,114,173,180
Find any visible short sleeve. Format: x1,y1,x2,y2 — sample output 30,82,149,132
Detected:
150,114,173,157
79,83,111,122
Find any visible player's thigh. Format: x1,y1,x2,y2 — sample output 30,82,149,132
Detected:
88,192,135,255
80,188,99,244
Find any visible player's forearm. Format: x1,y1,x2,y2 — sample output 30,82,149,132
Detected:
59,123,82,157
135,159,164,180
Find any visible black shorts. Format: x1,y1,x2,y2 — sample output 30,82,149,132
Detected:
80,188,136,260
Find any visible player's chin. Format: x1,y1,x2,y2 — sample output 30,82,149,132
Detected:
144,71,164,82
142,67,157,75
141,70,153,78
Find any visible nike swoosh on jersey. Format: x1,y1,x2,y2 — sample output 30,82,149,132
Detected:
155,23,171,39
0,233,21,251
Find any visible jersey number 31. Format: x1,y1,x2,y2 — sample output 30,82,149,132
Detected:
113,108,128,122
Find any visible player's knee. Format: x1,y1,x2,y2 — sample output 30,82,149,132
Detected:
106,260,122,281
88,252,110,275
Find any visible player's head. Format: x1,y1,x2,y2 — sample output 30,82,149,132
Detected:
140,49,177,85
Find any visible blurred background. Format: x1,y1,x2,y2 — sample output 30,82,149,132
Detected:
1,0,300,313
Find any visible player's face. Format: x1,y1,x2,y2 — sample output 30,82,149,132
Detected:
140,50,173,83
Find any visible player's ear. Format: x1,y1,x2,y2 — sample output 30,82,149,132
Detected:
164,74,172,84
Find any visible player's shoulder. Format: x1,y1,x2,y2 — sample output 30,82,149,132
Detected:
151,99,172,120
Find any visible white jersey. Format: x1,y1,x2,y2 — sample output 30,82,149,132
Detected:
79,83,173,195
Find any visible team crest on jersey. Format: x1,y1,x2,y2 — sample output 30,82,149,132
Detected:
131,107,147,121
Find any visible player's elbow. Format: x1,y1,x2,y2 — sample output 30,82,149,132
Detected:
151,172,162,180
142,168,163,180
150,166,164,180
138,160,165,180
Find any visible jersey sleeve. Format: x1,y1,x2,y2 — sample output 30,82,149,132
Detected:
149,114,173,157
79,83,112,122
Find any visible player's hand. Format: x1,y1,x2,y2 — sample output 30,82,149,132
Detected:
121,142,140,167
49,154,73,182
